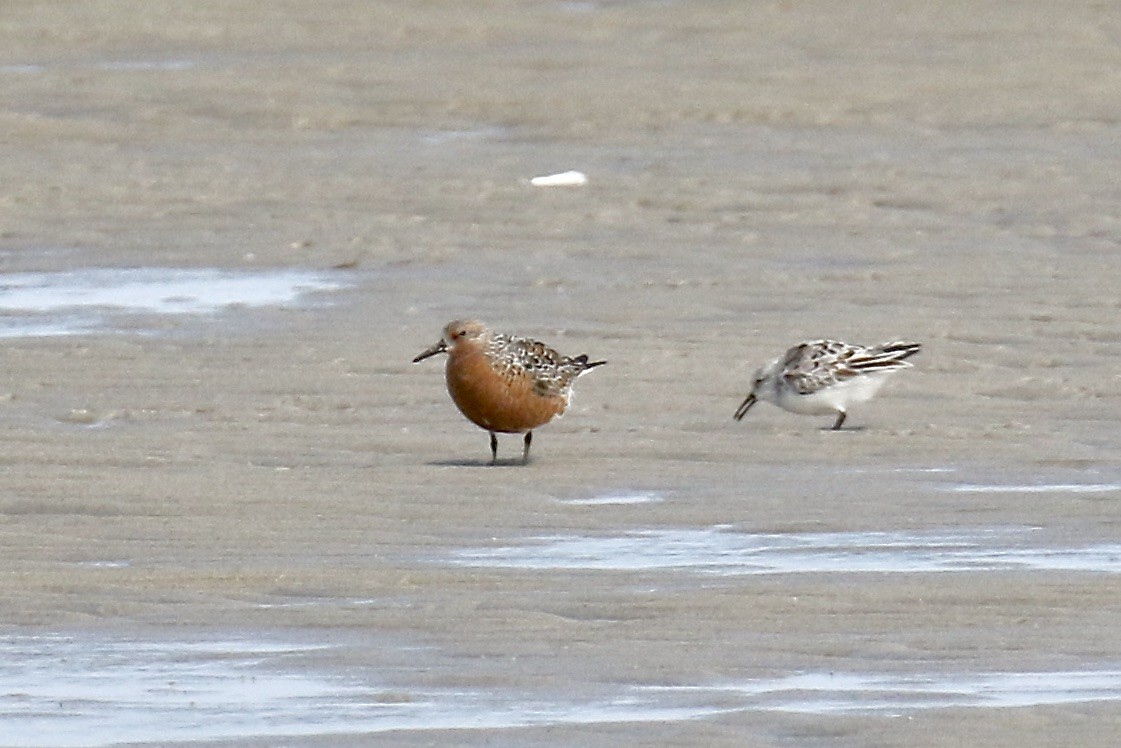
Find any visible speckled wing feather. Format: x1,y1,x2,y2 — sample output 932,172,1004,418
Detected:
780,341,855,395
782,340,920,396
485,334,605,398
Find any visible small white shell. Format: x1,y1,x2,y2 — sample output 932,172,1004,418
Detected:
530,170,588,187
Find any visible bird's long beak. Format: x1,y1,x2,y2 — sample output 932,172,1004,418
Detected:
733,393,756,421
412,340,447,363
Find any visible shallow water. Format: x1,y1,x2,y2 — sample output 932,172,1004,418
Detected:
644,669,1121,715
451,526,1121,575
948,483,1121,494
561,491,664,506
0,633,728,747
0,268,345,337
5,632,1121,747
0,59,198,74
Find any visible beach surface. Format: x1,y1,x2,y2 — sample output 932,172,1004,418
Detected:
3,1,1121,745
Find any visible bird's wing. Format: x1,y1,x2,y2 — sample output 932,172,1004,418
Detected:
486,335,568,397
781,340,863,395
782,340,920,394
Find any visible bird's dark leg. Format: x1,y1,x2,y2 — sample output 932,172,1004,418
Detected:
489,431,498,465
522,431,533,464
831,411,847,430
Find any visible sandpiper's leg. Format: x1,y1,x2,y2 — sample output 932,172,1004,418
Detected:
523,431,533,464
831,411,847,430
489,431,498,465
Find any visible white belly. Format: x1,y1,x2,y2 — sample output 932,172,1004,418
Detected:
776,374,890,415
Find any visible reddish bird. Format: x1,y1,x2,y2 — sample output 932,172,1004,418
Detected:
413,320,605,464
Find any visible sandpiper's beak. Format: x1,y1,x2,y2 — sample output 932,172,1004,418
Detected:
733,393,756,421
412,339,447,363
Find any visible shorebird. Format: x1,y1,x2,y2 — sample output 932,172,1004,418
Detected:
734,339,921,430
413,319,606,464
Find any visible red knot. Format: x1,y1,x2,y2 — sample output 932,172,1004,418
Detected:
414,319,605,464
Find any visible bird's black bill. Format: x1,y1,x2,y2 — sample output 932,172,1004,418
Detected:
412,340,447,363
733,393,756,421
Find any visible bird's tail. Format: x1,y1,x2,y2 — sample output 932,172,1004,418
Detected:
851,341,922,372
572,355,607,372
877,341,922,361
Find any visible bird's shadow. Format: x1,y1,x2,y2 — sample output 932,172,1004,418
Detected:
426,457,531,468
823,425,867,432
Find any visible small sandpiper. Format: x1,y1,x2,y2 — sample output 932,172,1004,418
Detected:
734,339,921,430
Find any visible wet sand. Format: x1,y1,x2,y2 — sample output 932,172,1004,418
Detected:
3,1,1121,745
